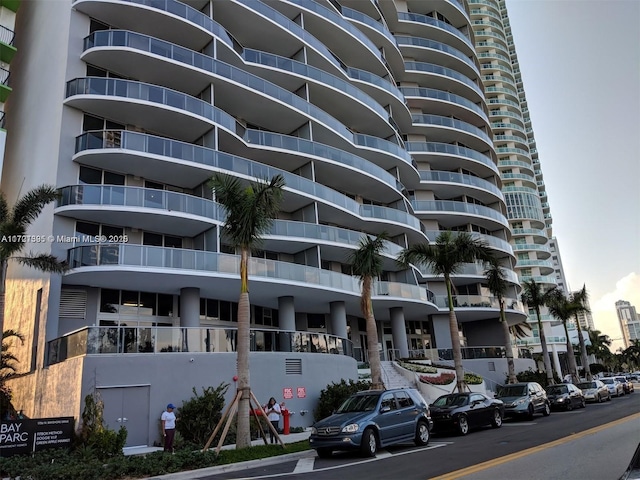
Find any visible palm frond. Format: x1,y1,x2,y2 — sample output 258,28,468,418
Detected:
10,185,59,227
483,258,507,299
15,254,69,274
0,192,9,223
348,233,388,280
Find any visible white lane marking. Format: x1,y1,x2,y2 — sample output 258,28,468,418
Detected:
292,457,315,473
502,422,537,426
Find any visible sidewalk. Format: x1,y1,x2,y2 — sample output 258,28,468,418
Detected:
125,430,315,480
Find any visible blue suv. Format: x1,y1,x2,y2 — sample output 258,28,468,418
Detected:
309,388,432,458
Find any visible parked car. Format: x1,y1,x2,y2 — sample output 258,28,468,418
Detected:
309,388,432,458
544,383,586,410
496,382,550,419
429,393,504,435
626,374,639,382
601,377,625,397
576,380,611,403
615,376,635,394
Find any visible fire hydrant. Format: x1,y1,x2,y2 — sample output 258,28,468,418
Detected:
281,407,290,435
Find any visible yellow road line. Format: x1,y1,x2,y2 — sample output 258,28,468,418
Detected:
429,412,640,480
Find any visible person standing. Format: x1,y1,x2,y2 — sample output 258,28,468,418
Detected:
264,397,281,444
161,403,177,453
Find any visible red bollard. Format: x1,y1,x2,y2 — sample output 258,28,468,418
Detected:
282,408,290,435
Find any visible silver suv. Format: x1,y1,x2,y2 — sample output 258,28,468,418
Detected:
496,382,551,419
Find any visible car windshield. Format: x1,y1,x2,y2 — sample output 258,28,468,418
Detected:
498,385,527,397
546,385,567,395
615,378,627,383
577,382,596,389
601,378,614,385
336,393,380,413
433,394,469,407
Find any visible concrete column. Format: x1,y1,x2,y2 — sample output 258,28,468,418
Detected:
551,344,562,379
390,307,409,359
329,301,348,339
179,287,200,327
278,296,296,331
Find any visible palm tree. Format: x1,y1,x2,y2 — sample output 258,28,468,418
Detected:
483,259,517,384
397,231,493,392
348,233,387,390
546,289,580,383
622,340,640,371
209,173,285,449
0,329,25,383
520,280,557,385
570,285,592,380
586,329,612,364
0,186,68,335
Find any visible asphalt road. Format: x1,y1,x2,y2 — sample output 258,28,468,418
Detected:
194,391,640,480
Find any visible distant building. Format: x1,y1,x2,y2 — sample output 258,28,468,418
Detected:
573,289,594,331
616,300,639,348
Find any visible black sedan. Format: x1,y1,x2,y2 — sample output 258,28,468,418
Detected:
429,393,504,435
544,383,586,410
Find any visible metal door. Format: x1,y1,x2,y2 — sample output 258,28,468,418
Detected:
98,386,150,447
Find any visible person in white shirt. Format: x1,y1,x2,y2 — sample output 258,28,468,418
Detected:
161,403,177,452
264,397,281,444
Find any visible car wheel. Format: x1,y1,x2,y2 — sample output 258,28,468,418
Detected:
542,402,551,417
597,394,603,403
414,420,430,446
566,400,573,411
580,399,586,409
316,448,332,459
491,409,503,428
360,428,377,457
457,414,469,435
607,393,612,401
527,404,535,420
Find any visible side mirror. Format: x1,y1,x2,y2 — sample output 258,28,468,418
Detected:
380,406,391,413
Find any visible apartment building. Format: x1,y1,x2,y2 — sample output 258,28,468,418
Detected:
616,300,639,349
0,0,18,182
2,0,527,447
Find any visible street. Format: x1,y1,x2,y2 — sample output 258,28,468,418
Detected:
195,391,640,480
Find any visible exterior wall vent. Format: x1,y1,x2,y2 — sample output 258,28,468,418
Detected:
285,358,302,375
60,289,87,319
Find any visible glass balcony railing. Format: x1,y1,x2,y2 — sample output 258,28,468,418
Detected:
485,86,518,97
498,160,532,170
519,275,557,285
82,31,354,142
516,259,554,269
397,36,477,73
412,200,508,226
438,346,507,360
399,86,488,122
502,173,535,183
419,170,502,197
46,326,354,366
98,0,234,48
397,12,472,49
375,281,435,304
433,295,522,310
353,133,415,167
346,67,405,103
423,230,513,254
57,185,221,220
419,261,519,284
511,228,547,238
494,135,527,144
342,7,397,48
491,122,525,133
513,243,552,253
496,147,529,156
406,141,498,174
402,58,481,95
411,114,493,146
360,204,423,232
242,49,388,120
516,336,566,346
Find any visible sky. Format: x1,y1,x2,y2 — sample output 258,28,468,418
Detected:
505,0,640,352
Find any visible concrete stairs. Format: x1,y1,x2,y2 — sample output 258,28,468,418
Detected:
380,361,415,389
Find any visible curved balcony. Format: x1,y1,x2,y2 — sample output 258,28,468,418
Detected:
406,141,498,176
419,262,519,284
411,114,493,150
434,294,523,312
494,134,528,146
81,32,364,143
498,160,534,174
411,200,508,228
346,67,404,104
483,74,516,88
491,122,526,134
46,325,355,366
475,40,509,56
65,77,236,142
496,147,530,157
375,281,435,305
72,130,420,234
489,110,523,122
399,86,488,125
402,57,483,99
485,85,519,100
56,185,221,236
395,35,480,76
501,173,536,187
419,170,503,202
511,228,548,240
512,243,552,255
519,275,557,286
353,133,416,169
516,336,567,347
503,185,540,196
424,230,514,256
396,11,473,53
516,259,555,274
73,0,232,51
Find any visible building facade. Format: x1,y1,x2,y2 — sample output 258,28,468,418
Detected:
2,0,529,447
616,300,639,349
0,0,19,182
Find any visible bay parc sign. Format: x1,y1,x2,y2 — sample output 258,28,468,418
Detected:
0,417,74,457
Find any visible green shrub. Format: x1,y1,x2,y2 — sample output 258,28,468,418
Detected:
314,379,370,421
176,384,228,446
512,368,561,387
464,373,484,385
76,392,127,460
397,360,437,374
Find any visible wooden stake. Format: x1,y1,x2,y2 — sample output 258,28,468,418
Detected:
202,389,241,452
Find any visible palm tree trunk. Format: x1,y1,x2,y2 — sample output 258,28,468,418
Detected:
536,308,554,385
500,301,517,384
574,318,591,381
445,274,465,392
235,248,251,449
561,320,579,383
363,277,383,390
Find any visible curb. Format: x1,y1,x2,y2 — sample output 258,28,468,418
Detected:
146,449,317,480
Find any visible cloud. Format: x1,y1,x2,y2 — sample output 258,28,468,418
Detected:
591,272,640,352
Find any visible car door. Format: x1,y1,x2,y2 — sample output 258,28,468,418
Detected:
376,392,401,444
393,390,418,440
531,383,544,411
467,394,489,427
